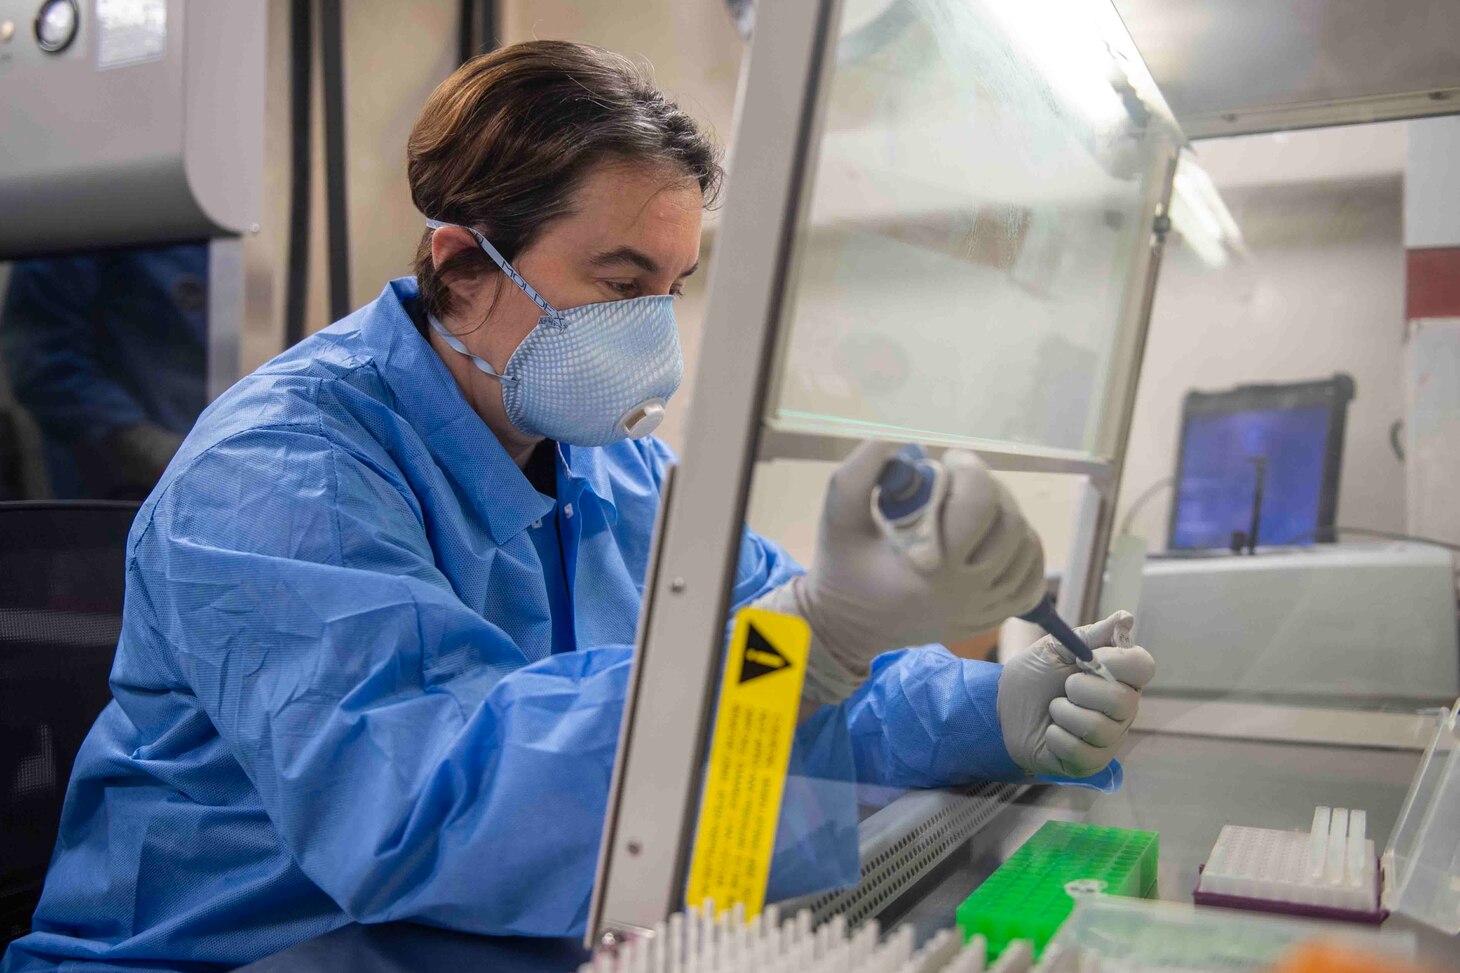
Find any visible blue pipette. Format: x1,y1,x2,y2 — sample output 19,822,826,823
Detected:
1018,594,1094,665
872,445,1112,677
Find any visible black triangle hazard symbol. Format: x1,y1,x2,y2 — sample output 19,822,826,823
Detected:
740,623,791,683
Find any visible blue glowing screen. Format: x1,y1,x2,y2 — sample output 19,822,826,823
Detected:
1170,405,1332,549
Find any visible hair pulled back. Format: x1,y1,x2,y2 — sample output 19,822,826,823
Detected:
408,40,722,320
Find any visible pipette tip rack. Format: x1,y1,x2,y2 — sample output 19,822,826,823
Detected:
956,820,1159,960
583,901,1061,973
1193,806,1386,924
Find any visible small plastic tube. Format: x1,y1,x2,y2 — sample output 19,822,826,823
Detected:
902,931,935,973
902,929,944,973
1035,946,1079,973
891,925,915,965
855,919,879,962
1309,806,1332,880
671,912,686,973
687,905,701,964
988,940,1034,973
965,935,988,973
1326,808,1350,884
1346,808,1368,886
924,929,963,969
944,935,987,973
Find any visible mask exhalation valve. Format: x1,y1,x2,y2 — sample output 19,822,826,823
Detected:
619,399,666,440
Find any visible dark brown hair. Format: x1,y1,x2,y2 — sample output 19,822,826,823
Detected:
407,40,723,321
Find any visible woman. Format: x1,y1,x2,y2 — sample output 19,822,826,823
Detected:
4,41,1153,972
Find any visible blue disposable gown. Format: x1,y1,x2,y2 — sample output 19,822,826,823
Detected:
3,280,1118,972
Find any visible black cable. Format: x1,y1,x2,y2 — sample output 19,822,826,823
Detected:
457,0,475,64
484,1,498,56
1116,476,1173,538
1281,525,1460,553
1244,457,1267,554
320,0,351,322
458,0,497,64
284,0,312,347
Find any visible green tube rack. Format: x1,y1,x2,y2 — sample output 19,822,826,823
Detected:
955,820,1159,960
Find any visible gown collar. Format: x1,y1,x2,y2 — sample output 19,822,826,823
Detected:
363,279,553,544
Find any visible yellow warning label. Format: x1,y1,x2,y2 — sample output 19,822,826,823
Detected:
685,607,810,918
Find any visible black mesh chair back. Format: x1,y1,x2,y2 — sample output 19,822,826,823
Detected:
0,501,139,941
0,410,23,501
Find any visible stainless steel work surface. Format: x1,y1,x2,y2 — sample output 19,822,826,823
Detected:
883,729,1458,969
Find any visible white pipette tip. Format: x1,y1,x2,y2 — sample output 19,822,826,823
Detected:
588,899,1075,973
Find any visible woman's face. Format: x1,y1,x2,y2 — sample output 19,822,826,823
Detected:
429,163,703,459
433,163,704,371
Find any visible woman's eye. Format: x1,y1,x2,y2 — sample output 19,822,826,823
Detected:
605,280,638,297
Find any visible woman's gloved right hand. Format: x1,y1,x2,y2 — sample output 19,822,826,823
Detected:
755,440,1047,706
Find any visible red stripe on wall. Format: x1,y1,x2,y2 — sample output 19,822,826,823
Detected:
1407,247,1460,319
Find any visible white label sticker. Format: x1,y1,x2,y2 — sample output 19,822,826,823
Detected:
97,0,167,70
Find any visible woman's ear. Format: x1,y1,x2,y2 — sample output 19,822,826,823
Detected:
429,225,478,269
431,226,492,308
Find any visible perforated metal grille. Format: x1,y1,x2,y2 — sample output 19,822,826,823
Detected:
0,608,122,648
797,782,1024,928
12,724,57,797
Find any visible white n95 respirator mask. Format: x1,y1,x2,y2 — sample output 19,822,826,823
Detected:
424,218,684,447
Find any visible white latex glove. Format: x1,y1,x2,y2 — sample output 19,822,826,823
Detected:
756,440,1046,705
996,611,1155,778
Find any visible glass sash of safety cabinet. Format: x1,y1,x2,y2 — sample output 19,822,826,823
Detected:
589,0,1182,944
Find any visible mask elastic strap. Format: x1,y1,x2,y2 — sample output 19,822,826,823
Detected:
426,312,518,386
424,218,562,322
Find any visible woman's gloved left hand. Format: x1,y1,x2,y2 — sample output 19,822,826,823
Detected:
996,611,1155,778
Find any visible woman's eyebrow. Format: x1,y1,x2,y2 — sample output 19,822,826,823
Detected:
588,246,660,274
589,246,699,278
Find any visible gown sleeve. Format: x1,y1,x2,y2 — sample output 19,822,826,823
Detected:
840,647,1123,792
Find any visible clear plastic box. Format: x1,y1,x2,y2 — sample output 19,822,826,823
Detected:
1382,700,1460,935
1048,896,1415,972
